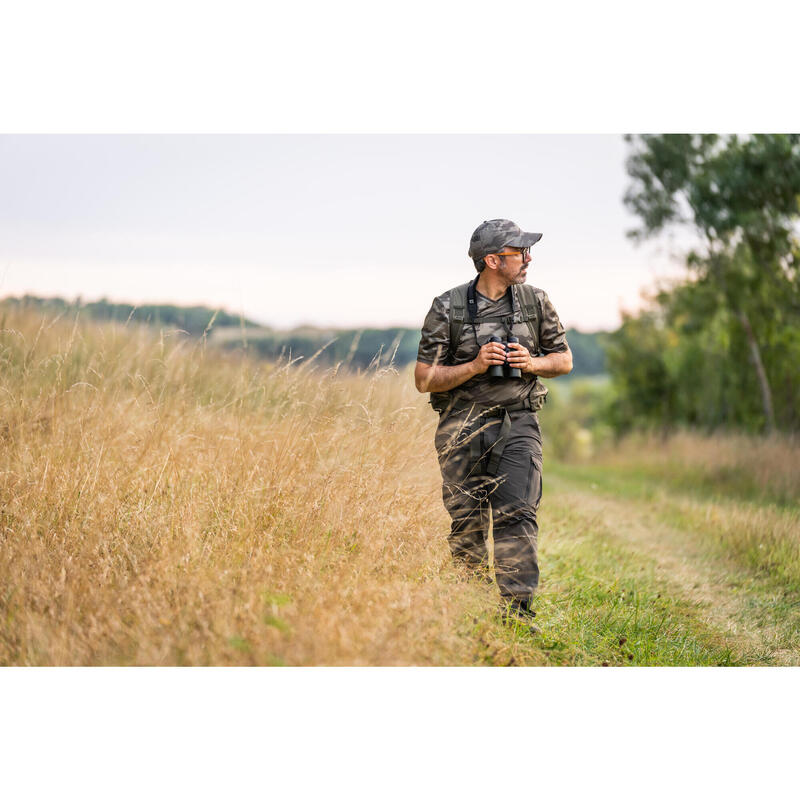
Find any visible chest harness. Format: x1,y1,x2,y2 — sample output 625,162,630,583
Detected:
438,277,543,477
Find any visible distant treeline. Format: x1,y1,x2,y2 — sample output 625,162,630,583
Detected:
214,327,608,375
0,295,260,336
1,294,608,376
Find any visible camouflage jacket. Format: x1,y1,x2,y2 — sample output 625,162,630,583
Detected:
417,279,569,412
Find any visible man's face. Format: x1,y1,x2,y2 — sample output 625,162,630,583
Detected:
496,246,531,285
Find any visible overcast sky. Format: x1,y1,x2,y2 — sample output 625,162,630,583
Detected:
0,135,690,332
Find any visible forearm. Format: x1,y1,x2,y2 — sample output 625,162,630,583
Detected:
526,349,573,378
415,360,479,393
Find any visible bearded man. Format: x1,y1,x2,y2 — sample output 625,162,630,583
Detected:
414,219,572,621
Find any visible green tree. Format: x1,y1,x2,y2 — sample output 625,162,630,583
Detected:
605,307,677,433
624,134,800,433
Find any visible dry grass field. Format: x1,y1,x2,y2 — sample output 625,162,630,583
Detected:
2,308,799,665
0,308,495,665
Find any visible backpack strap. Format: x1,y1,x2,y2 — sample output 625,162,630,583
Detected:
514,284,541,353
447,281,473,363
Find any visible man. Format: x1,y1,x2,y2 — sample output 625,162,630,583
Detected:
414,219,572,622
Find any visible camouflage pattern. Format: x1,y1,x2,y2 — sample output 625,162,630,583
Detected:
436,406,543,600
468,218,543,263
417,282,568,411
417,262,568,604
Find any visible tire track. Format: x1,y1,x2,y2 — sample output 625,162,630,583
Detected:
547,474,800,665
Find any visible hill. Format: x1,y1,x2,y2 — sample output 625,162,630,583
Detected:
0,295,608,376
0,294,263,336
218,326,608,376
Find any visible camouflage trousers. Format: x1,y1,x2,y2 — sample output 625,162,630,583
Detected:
435,407,543,603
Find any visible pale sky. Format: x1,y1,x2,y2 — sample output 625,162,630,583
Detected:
0,135,690,332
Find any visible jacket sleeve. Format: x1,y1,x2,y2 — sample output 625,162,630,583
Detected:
538,290,569,354
416,295,449,365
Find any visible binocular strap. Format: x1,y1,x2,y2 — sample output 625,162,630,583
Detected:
468,409,512,477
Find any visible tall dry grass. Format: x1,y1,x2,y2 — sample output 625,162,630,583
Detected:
4,309,798,666
0,309,498,665
593,430,800,506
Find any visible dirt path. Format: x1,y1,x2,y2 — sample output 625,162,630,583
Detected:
548,474,800,665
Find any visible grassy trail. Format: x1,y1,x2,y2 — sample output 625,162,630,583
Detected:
519,464,800,666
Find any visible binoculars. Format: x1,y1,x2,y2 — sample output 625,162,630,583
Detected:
488,335,522,380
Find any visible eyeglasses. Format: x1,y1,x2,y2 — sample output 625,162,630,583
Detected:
494,247,530,259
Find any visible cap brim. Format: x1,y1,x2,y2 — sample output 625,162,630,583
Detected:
506,231,543,247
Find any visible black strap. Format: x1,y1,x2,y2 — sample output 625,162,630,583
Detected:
469,423,482,467
447,282,468,363
514,284,540,351
486,410,512,476
450,277,514,362
473,314,517,323
458,407,514,477
466,276,479,322
450,282,540,363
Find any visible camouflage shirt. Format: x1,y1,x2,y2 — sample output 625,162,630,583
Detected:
417,280,569,410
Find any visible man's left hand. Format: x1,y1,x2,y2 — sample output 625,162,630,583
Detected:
506,342,534,373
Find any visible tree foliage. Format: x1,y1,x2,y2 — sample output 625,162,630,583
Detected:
614,134,800,434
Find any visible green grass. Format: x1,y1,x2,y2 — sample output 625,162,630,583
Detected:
548,461,800,590
517,512,749,666
454,455,800,666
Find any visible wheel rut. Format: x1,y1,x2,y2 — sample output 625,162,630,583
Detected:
547,475,800,665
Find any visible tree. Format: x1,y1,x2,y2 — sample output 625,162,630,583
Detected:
624,134,800,433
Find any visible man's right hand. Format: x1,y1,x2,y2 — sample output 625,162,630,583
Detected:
473,340,507,374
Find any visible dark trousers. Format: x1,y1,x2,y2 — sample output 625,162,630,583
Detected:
435,407,543,602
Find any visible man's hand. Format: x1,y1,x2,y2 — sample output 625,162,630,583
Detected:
473,339,508,374
506,341,534,373
507,343,573,377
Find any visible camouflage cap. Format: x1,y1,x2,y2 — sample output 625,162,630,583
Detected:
468,219,543,261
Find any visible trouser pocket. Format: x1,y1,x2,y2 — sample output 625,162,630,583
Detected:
527,456,542,509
